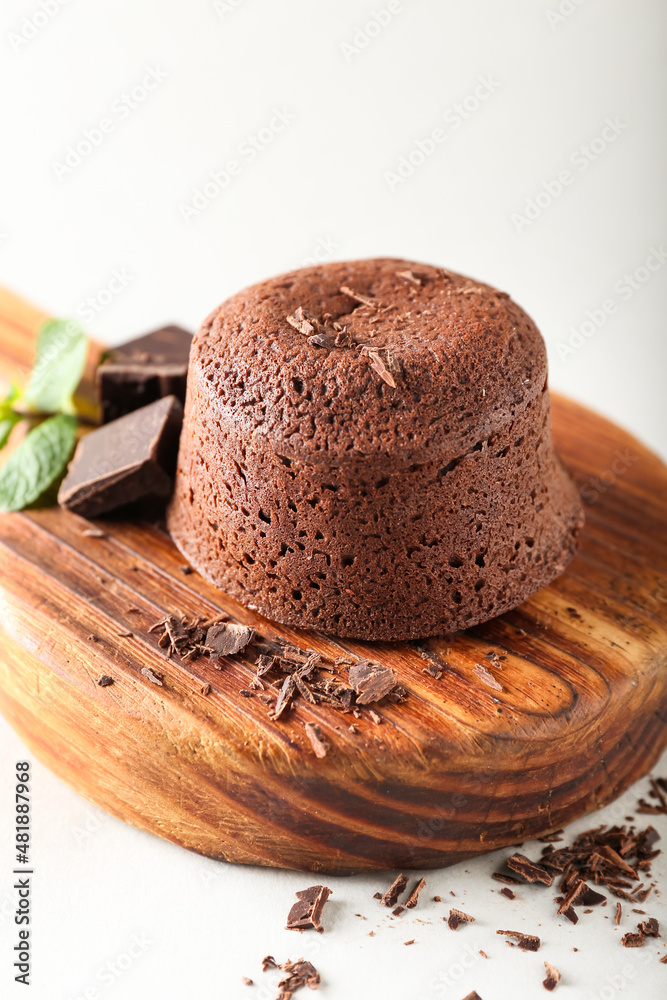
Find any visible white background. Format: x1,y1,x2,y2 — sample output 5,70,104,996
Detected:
1,1,666,998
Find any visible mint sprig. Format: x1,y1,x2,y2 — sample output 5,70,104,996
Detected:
0,318,89,512
23,318,88,414
0,414,77,512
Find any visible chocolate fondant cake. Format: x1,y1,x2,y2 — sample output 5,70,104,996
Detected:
167,259,584,640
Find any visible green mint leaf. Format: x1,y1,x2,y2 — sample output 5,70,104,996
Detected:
0,385,21,450
0,414,77,512
0,412,20,450
23,319,88,414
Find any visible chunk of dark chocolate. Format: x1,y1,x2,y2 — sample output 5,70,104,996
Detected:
97,325,192,423
285,885,331,932
58,396,183,517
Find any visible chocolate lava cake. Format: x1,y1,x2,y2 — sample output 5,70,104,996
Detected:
167,258,584,640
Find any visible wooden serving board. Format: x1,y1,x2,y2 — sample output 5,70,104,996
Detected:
0,287,666,875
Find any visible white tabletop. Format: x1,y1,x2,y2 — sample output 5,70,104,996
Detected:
0,1,666,998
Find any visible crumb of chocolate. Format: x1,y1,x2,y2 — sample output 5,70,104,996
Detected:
615,902,622,925
448,908,475,930
200,683,211,696
405,878,426,909
479,950,488,958
180,564,193,574
501,887,516,900
472,663,503,691
542,962,561,991
339,285,376,307
622,930,646,948
97,675,114,687
242,977,253,985
404,939,415,945
207,622,254,657
286,885,331,933
392,906,404,917
304,722,329,759
396,269,421,286
117,630,133,638
507,854,553,886
497,930,540,951
141,666,163,686
433,895,442,902
275,958,321,999
87,634,99,642
380,874,408,907
368,710,382,724
348,661,397,704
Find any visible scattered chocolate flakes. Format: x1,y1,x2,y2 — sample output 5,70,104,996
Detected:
640,917,660,937
433,895,442,902
207,622,254,658
379,874,408,907
97,675,114,687
507,854,554,886
395,269,421,286
368,710,382,725
339,285,376,307
472,663,503,691
304,722,329,759
403,939,415,946
622,930,646,948
286,306,316,336
448,908,476,930
242,977,253,986
637,777,667,815
200,683,211,696
180,564,193,574
405,877,426,909
276,959,321,999
501,887,516,900
660,953,667,964
366,349,396,388
542,962,561,991
497,930,541,951
492,871,522,886
286,885,331,933
348,661,397,705
262,956,278,972
148,612,228,661
141,666,163,686
392,906,404,917
421,662,443,680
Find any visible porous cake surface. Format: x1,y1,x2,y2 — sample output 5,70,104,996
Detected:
167,258,584,639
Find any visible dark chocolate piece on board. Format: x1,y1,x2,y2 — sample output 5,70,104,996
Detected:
98,325,193,423
58,396,183,517
379,873,408,907
97,675,114,687
206,622,254,658
286,885,331,932
348,660,397,705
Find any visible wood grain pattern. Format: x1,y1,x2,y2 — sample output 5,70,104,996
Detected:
0,286,666,874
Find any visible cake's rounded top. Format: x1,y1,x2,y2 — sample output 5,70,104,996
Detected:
192,258,547,461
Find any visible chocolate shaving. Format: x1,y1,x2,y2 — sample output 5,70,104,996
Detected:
621,930,645,948
285,885,331,933
639,916,659,937
542,962,561,991
366,349,396,388
396,269,421,286
304,722,329,759
275,958,321,999
97,675,114,687
507,854,554,886
379,874,408,907
405,878,426,909
501,887,516,900
348,661,397,705
472,663,503,691
497,930,541,951
339,285,376,307
207,622,254,658
141,667,163,686
448,908,475,930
